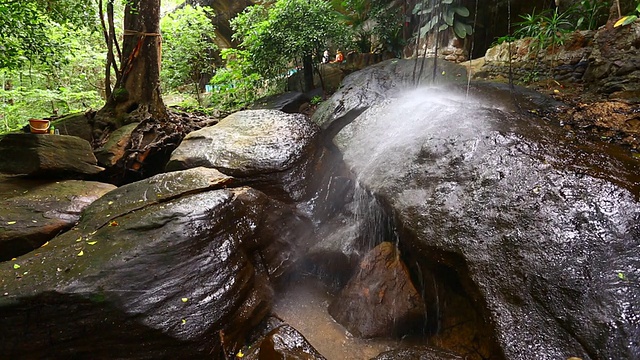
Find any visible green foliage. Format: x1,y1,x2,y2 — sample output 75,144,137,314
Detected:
310,95,322,105
231,0,347,81
413,0,473,39
0,86,102,134
514,7,574,50
0,0,96,69
208,49,266,112
491,35,516,47
614,1,640,27
160,5,218,96
331,0,403,54
574,0,610,30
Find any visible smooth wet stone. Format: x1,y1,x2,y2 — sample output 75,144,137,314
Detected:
329,242,425,338
371,346,463,360
0,178,115,261
0,134,103,176
167,109,322,201
249,91,308,113
255,324,326,360
94,122,139,167
0,168,311,358
330,82,640,359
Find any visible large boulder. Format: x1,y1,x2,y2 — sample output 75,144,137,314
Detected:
0,177,116,261
328,242,425,338
0,134,103,176
0,167,312,358
248,324,327,360
329,82,640,359
312,58,468,132
166,110,322,201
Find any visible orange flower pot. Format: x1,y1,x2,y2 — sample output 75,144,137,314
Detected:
28,119,50,134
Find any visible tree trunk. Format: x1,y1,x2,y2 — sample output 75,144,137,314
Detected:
302,54,314,93
96,0,167,131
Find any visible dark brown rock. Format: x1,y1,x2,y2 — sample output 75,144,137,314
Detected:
0,178,115,261
0,168,312,358
0,134,103,176
94,122,139,167
371,346,463,360
50,112,94,142
328,242,425,338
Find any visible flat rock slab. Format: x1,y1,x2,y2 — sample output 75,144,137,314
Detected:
0,134,103,176
0,178,116,261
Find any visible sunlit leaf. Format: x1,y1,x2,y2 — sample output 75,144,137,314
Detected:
6,221,16,225
181,319,186,324
13,263,20,269
41,241,49,247
77,250,84,256
617,272,626,280
76,237,82,242
107,201,114,205
237,350,244,358
181,297,189,302
87,241,97,245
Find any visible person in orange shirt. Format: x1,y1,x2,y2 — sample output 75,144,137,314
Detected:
333,50,344,63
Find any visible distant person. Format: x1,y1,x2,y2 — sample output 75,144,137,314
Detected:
322,50,330,64
333,50,344,63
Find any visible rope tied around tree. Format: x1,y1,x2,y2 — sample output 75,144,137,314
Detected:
120,29,162,82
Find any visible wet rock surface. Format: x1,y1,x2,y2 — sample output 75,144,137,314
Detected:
167,109,322,201
329,242,425,339
0,168,311,358
330,82,640,359
0,178,115,261
94,122,140,168
371,346,463,360
0,134,104,176
312,58,468,133
249,324,327,360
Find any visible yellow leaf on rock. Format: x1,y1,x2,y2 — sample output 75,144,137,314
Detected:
181,319,186,325
181,297,188,303
41,241,49,247
6,221,16,225
87,241,98,245
77,250,84,256
76,237,82,242
13,264,20,269
237,350,244,358
614,16,630,27
108,201,114,205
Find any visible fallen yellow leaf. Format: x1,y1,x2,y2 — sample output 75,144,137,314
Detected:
77,250,84,256
107,201,114,205
181,319,186,325
76,237,82,242
181,297,188,303
6,221,16,225
237,350,244,358
87,241,98,245
41,241,49,247
13,264,20,269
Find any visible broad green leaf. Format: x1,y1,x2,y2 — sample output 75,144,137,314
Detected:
454,21,468,38
453,6,470,17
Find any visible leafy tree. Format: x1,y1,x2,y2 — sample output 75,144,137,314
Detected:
331,0,403,54
161,4,218,103
232,0,347,92
95,0,167,131
0,0,96,69
208,48,266,111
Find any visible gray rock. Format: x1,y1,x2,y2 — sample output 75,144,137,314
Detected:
167,110,322,201
248,324,327,360
249,92,308,113
331,83,640,359
0,134,103,176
